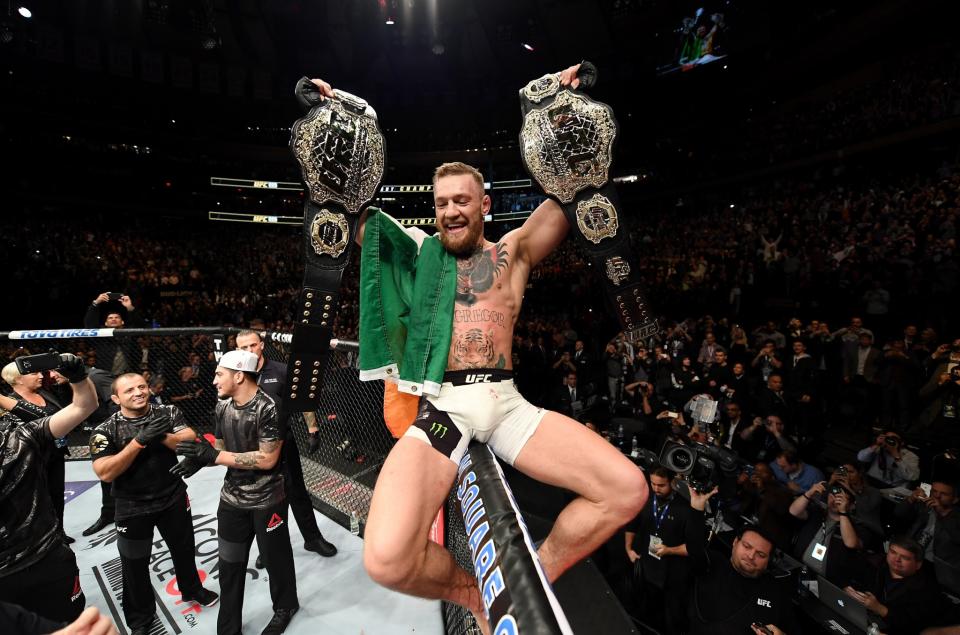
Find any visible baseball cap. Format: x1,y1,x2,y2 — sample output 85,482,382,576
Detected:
218,350,259,373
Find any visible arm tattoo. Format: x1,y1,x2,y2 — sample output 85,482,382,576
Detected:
233,451,263,468
456,243,509,306
260,439,281,453
453,329,496,367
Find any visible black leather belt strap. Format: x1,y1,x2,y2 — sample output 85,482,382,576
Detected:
285,78,386,410
518,62,659,340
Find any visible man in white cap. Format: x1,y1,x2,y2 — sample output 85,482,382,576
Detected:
173,350,298,635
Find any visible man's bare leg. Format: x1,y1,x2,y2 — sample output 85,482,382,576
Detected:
513,411,648,582
364,436,490,633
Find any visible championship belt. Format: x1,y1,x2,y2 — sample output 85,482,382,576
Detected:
285,77,386,410
518,62,659,340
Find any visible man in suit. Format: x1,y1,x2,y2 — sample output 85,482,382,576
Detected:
554,371,588,421
786,340,818,441
843,332,883,428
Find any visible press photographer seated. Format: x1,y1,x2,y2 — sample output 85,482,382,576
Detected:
789,479,865,587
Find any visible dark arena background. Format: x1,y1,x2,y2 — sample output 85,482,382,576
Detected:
2,1,960,634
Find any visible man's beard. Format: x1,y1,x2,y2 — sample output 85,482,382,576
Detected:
438,218,483,257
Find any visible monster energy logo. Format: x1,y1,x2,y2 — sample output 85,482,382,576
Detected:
430,422,448,438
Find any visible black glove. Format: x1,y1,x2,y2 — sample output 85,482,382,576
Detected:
169,457,204,479
308,430,321,454
135,417,170,446
58,353,88,383
176,436,220,466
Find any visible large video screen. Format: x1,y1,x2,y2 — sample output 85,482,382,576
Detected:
657,3,732,76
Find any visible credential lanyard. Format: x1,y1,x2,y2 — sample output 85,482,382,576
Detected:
652,496,671,535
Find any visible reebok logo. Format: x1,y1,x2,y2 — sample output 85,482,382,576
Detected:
266,513,284,532
71,576,82,602
757,598,771,608
464,373,492,384
430,422,448,438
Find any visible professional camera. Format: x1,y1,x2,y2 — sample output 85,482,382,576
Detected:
659,440,740,493
884,435,900,447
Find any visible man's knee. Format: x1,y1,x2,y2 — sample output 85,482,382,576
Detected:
607,465,648,521
362,536,420,590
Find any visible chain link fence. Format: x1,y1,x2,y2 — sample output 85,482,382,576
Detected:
1,326,480,634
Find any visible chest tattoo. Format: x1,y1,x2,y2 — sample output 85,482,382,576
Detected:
456,243,509,306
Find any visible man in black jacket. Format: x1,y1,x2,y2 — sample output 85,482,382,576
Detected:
235,330,337,569
685,487,799,634
83,292,142,374
624,467,692,632
845,537,949,635
0,355,96,623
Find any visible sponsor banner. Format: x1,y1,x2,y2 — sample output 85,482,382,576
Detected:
8,328,115,340
86,511,253,633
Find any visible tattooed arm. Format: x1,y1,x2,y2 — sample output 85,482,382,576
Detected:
214,438,283,471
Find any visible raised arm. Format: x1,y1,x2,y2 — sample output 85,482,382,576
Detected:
513,198,570,269
48,355,98,439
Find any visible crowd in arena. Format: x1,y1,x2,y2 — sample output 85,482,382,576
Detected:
3,20,960,635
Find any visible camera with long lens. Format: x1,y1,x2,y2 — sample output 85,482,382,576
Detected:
884,436,899,447
659,440,741,493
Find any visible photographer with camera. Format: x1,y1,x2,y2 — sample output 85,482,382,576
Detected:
685,487,799,634
90,373,218,635
828,463,884,548
624,467,692,632
894,480,960,595
0,353,96,623
83,291,143,375
856,430,920,489
751,340,783,383
739,415,797,463
789,479,865,586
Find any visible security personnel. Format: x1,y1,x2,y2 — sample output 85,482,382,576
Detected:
91,373,218,635
0,354,96,623
685,487,799,635
624,467,692,632
236,329,336,569
175,350,298,635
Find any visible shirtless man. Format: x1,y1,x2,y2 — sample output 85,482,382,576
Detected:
310,65,648,631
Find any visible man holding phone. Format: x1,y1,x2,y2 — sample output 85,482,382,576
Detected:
83,291,142,375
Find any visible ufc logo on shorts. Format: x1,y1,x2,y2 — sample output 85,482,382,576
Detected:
757,598,771,608
464,373,492,384
116,525,128,534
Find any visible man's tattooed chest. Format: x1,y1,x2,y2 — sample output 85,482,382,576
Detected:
456,243,509,306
